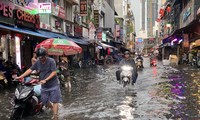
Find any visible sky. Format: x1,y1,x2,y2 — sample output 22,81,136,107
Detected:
130,0,140,36
130,0,140,35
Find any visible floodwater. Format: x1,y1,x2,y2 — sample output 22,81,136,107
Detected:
0,58,199,120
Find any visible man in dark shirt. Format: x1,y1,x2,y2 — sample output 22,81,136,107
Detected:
16,47,61,119
116,51,138,85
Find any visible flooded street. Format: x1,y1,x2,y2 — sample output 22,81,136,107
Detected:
0,58,200,120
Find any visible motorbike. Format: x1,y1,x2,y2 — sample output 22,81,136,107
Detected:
150,59,157,67
136,59,143,69
0,71,7,89
10,76,42,120
120,65,133,87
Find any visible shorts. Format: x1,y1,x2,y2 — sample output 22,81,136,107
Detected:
41,86,62,105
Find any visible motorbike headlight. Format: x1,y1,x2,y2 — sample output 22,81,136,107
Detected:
121,66,133,71
20,91,31,99
15,89,20,99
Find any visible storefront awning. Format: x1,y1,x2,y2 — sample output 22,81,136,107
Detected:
82,38,96,43
98,42,117,49
37,30,68,39
0,24,48,38
68,37,89,45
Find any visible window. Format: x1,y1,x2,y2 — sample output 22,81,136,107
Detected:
39,14,50,24
52,0,59,5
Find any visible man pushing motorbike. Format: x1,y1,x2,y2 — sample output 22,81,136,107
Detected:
15,47,62,119
116,51,138,85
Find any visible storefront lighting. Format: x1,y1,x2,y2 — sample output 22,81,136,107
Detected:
166,24,171,28
178,39,183,44
15,36,21,69
192,42,196,45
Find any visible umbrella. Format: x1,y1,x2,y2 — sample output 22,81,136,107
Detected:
36,38,82,56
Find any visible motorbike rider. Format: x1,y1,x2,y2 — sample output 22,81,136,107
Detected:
116,51,138,85
15,47,62,119
136,54,144,68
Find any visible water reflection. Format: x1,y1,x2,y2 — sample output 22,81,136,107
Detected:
158,67,200,119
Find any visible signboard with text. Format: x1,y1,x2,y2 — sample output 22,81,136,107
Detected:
80,0,87,16
52,2,66,20
38,3,51,14
14,9,40,29
94,10,99,28
180,0,194,28
0,1,15,25
74,24,82,37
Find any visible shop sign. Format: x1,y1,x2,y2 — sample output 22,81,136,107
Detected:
74,24,82,37
52,2,66,20
40,22,51,30
89,22,96,39
15,0,34,7
55,20,61,28
0,1,14,24
80,0,87,16
66,23,72,35
183,34,189,47
115,25,120,37
183,7,191,22
38,3,51,14
180,0,194,28
14,9,40,29
82,27,89,38
102,32,106,42
97,32,102,39
94,10,99,28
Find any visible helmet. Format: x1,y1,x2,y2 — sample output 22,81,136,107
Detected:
124,51,130,55
36,47,47,58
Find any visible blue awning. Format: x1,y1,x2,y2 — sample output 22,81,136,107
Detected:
0,24,48,38
68,37,89,45
37,30,67,39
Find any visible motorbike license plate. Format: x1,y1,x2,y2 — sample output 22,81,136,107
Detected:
12,74,17,79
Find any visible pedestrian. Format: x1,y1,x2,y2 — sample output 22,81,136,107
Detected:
15,47,62,120
59,57,71,92
182,53,187,64
31,52,37,65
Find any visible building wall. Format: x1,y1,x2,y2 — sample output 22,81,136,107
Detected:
105,1,115,32
147,0,158,37
140,0,146,31
114,0,123,17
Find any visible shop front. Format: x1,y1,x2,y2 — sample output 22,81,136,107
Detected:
0,0,48,68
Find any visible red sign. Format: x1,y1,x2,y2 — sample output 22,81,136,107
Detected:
14,9,40,29
97,32,102,39
115,25,120,37
74,25,82,37
80,0,87,16
52,2,66,20
0,1,13,18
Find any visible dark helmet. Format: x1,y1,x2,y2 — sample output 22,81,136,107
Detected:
124,51,130,55
36,47,47,58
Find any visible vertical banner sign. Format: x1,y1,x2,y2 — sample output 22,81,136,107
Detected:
183,34,189,48
94,10,99,28
80,0,87,16
15,36,21,69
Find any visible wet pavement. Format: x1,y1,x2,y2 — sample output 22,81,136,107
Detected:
0,58,200,120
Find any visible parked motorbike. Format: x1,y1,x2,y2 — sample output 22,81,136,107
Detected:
136,59,143,69
150,59,157,67
10,77,42,120
120,65,133,87
0,71,7,89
